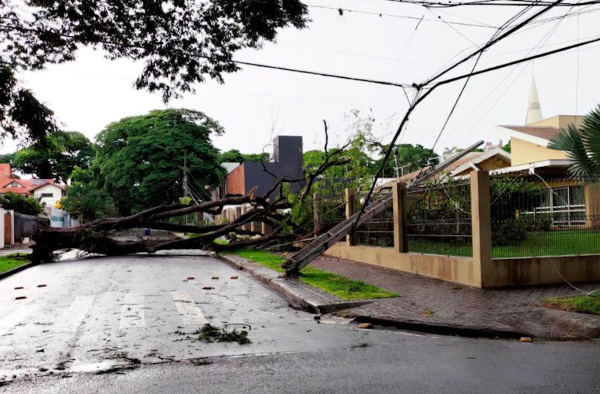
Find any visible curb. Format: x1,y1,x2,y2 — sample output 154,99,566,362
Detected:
350,315,527,339
218,254,371,314
0,262,39,281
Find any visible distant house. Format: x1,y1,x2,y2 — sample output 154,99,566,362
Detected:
0,163,66,208
216,136,304,200
378,148,511,187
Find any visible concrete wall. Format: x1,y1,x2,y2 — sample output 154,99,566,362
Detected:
510,137,567,166
486,255,600,287
324,243,480,287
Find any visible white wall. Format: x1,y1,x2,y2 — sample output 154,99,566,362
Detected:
33,184,64,208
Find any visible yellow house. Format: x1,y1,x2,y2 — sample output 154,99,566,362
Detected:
494,76,598,228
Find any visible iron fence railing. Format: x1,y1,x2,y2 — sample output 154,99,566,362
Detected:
406,179,472,257
490,175,600,258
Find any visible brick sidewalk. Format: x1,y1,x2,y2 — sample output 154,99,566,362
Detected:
310,256,600,339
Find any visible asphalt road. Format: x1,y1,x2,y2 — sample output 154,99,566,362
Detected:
1,254,600,393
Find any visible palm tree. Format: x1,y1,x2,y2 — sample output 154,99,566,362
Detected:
548,106,600,177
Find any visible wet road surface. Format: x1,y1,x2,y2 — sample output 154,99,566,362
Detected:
1,254,600,393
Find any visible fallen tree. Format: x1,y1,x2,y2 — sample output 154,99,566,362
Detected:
31,121,353,263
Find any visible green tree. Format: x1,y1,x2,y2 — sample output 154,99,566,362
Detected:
9,132,94,183
0,1,308,142
59,167,116,222
374,143,440,177
0,192,44,215
503,141,512,153
219,149,270,164
549,106,600,177
95,109,226,215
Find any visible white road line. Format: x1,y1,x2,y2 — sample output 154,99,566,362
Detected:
0,305,39,336
53,296,95,333
171,292,207,326
120,293,146,328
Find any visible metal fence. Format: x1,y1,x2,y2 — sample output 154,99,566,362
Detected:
490,175,600,258
314,194,347,233
353,189,394,247
406,179,473,257
14,212,41,242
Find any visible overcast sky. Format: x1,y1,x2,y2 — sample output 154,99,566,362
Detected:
5,1,600,159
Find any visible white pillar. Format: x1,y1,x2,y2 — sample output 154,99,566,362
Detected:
0,208,5,249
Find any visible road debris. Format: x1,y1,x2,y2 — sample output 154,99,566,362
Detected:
14,287,23,290
358,323,373,329
15,296,27,300
202,286,213,290
196,324,251,345
187,277,195,280
37,284,47,288
230,276,238,280
520,337,533,343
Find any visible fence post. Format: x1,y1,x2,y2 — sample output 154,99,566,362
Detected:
392,181,408,253
470,171,493,287
345,189,356,246
313,192,323,235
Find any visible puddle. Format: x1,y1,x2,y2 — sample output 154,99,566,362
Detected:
68,359,130,373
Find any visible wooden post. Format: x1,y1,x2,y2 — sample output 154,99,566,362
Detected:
313,193,323,235
241,206,250,231
392,181,408,253
235,207,242,224
345,189,356,246
261,222,271,235
470,171,493,288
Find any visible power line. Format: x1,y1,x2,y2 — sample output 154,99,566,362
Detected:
0,24,413,90
306,4,498,28
382,0,600,7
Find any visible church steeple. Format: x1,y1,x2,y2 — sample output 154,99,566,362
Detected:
526,75,543,125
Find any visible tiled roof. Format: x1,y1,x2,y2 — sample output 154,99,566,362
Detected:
502,125,561,141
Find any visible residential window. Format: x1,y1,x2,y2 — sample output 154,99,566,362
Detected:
9,182,19,187
40,193,54,198
536,185,585,227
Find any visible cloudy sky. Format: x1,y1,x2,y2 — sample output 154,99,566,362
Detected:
6,1,600,159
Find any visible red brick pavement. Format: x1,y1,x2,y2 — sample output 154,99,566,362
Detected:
310,255,600,339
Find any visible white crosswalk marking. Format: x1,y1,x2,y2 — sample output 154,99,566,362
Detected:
171,292,207,325
120,293,145,328
53,296,95,333
0,305,39,336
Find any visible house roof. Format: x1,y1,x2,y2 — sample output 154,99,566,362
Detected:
450,148,511,176
377,150,511,188
0,164,64,195
501,125,561,142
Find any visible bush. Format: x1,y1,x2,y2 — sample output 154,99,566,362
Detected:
0,192,44,215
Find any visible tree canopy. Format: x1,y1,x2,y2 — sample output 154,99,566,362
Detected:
219,149,270,164
7,132,94,183
0,192,44,215
59,167,116,222
0,0,308,143
95,109,226,215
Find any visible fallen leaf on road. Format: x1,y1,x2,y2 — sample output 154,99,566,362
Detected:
358,323,372,329
15,296,27,300
37,284,47,288
14,287,23,290
211,277,219,280
202,286,213,290
520,337,533,343
187,277,195,280
230,276,238,280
